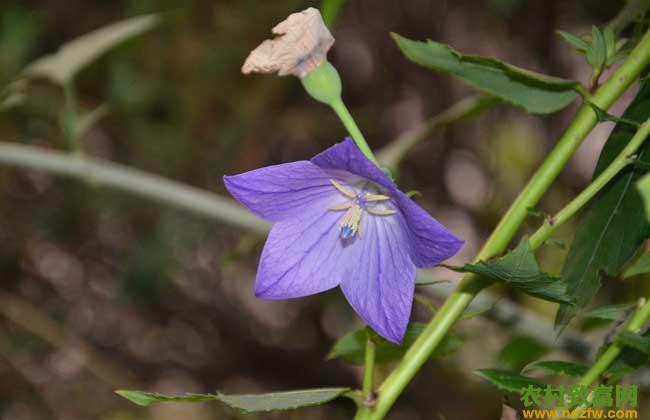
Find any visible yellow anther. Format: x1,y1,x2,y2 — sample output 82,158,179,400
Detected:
365,193,391,202
328,202,353,211
367,208,397,216
330,179,356,198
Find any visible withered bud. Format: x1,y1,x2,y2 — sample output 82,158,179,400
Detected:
242,8,334,78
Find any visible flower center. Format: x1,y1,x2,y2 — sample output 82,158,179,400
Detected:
327,179,397,240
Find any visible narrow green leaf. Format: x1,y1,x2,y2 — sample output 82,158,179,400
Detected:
617,331,650,354
23,14,159,84
327,324,461,364
391,33,579,114
116,388,350,412
474,369,545,393
587,26,607,85
115,390,218,406
556,81,650,331
445,240,574,304
498,335,549,371
604,27,616,55
580,303,634,321
556,30,589,51
521,360,589,377
623,251,650,278
607,50,629,67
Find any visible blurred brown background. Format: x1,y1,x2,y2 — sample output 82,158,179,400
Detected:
0,1,646,419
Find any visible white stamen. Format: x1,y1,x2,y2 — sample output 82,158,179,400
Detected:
327,179,396,240
331,179,356,198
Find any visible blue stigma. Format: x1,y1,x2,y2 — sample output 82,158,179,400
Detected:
340,225,355,239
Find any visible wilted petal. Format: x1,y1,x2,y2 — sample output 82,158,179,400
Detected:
223,161,336,222
255,204,344,299
339,215,416,343
241,7,334,78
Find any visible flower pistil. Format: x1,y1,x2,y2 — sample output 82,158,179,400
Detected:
328,179,397,240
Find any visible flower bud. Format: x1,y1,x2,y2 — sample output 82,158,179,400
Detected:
301,61,342,105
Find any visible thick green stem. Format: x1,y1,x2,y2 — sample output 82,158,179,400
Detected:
578,297,650,388
529,118,650,249
370,28,650,420
330,97,380,166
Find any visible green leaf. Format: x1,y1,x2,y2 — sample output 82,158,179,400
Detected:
498,335,549,371
586,26,607,86
327,324,462,364
580,303,634,321
555,81,650,331
623,251,650,278
605,330,650,382
391,33,579,114
521,360,589,377
603,27,616,58
607,51,629,67
23,14,159,85
556,30,589,51
116,388,350,412
116,391,218,406
216,389,350,413
474,369,545,393
616,331,650,354
445,240,574,304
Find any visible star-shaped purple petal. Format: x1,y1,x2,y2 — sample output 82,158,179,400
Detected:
224,138,463,343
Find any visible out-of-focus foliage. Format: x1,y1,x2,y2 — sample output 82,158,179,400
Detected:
23,14,159,85
497,335,548,372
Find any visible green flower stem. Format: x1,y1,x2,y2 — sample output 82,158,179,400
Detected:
330,97,380,166
578,297,650,388
369,28,650,420
362,330,376,400
529,118,650,249
355,330,377,420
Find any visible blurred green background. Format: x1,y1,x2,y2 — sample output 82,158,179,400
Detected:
0,0,648,419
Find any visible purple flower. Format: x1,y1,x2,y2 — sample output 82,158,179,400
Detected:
223,138,463,343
